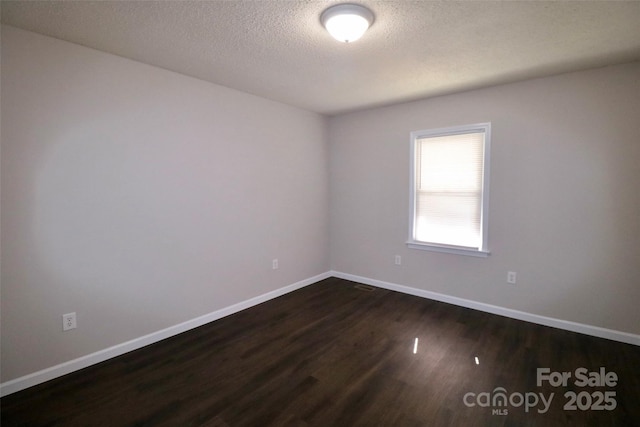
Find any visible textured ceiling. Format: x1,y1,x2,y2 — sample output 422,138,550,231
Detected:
2,1,640,115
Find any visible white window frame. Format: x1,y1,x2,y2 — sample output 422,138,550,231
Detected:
407,123,491,257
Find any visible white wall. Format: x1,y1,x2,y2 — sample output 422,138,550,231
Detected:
329,61,640,336
1,26,329,382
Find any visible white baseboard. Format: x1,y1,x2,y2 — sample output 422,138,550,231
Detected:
0,271,332,397
330,271,640,347
4,270,636,397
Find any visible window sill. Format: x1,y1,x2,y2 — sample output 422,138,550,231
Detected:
406,241,491,258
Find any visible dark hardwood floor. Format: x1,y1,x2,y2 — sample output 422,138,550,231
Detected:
2,277,639,426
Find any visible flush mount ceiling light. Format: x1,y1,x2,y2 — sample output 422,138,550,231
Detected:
321,3,374,43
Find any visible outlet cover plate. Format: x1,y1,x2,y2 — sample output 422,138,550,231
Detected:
63,312,77,331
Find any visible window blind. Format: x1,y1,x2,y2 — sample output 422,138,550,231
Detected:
414,131,485,249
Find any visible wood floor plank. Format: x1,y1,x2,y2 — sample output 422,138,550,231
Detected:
2,277,639,426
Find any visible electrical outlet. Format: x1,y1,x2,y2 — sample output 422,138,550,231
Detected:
272,259,279,270
507,271,517,284
395,255,402,265
63,312,77,331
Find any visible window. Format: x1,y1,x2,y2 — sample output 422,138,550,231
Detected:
408,123,491,257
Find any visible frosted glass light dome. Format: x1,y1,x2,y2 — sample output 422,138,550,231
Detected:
321,4,374,43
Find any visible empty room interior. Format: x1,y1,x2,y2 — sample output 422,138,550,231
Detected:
1,1,640,426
